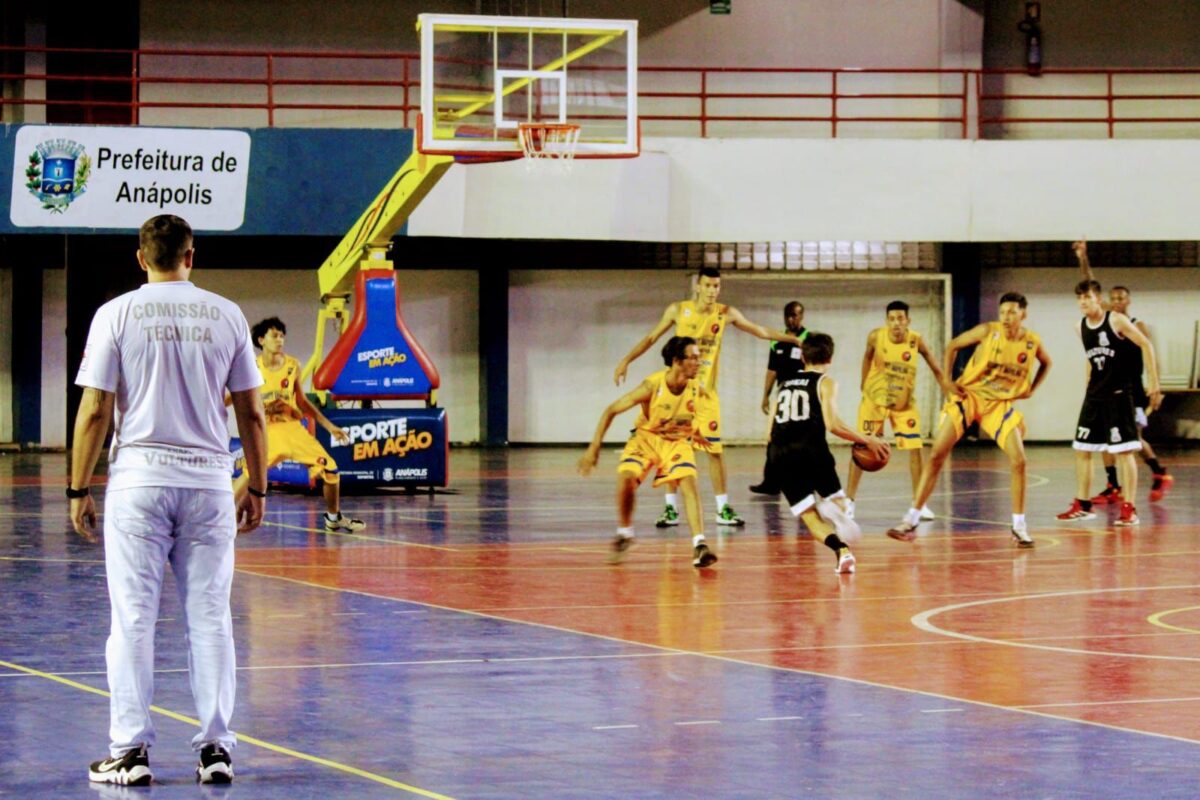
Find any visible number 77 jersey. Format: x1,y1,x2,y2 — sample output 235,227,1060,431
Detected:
770,371,829,451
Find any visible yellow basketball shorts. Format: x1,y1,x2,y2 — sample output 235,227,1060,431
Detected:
694,390,722,454
939,391,1025,450
266,419,340,484
857,396,923,450
617,430,699,488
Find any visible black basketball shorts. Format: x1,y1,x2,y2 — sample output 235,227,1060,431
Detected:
1072,393,1141,453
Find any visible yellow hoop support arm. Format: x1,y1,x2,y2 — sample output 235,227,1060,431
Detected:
316,150,454,298
300,294,349,403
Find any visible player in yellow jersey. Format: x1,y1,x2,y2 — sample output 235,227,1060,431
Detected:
581,336,717,568
233,318,365,533
845,300,946,521
614,267,803,528
886,293,1051,547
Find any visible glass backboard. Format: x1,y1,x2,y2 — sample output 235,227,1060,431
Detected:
417,14,638,159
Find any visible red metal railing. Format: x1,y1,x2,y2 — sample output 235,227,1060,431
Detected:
5,45,1200,138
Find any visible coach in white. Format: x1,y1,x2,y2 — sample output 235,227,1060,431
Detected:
69,214,268,786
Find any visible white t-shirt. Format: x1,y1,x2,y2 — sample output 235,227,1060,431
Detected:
75,280,262,492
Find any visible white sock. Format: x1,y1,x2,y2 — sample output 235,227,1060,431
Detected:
325,511,341,521
617,526,635,540
1012,514,1025,529
693,534,706,547
716,493,729,511
665,493,678,511
906,507,921,525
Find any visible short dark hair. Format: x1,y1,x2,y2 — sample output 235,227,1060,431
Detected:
698,266,721,280
138,214,193,271
886,300,910,315
801,332,834,366
999,291,1028,309
251,317,287,349
661,335,697,366
1074,280,1102,297
784,301,804,316
1111,285,1130,294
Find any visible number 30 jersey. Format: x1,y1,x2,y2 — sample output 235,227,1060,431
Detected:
769,371,828,451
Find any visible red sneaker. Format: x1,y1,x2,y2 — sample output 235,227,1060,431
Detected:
1149,474,1173,502
1056,500,1096,521
1114,502,1140,527
1090,484,1122,505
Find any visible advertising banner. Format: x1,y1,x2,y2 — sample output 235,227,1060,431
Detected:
10,125,250,230
320,407,448,488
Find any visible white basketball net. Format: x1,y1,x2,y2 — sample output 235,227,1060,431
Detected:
518,123,581,172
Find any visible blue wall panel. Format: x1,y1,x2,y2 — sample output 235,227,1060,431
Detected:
0,125,413,236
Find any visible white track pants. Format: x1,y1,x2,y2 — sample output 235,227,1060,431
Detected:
103,487,237,756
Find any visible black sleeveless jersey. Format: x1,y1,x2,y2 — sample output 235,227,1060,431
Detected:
1081,311,1127,398
770,371,828,450
1116,317,1148,405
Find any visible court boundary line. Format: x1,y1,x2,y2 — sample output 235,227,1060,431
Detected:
235,567,1200,748
912,584,1200,664
0,657,456,799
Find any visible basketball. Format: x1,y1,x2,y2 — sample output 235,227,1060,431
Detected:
852,443,889,472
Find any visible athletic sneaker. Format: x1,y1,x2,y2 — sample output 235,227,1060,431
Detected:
655,505,680,528
1150,474,1174,502
89,744,151,786
196,743,233,784
844,499,855,520
919,506,936,521
1090,484,1122,506
715,505,745,527
325,513,366,533
692,542,718,568
1011,521,1035,548
886,521,917,543
1114,502,1140,527
609,535,635,564
1055,500,1096,521
749,482,779,495
835,548,856,574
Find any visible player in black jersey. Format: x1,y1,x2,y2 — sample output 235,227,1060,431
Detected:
766,333,889,574
749,300,808,495
1073,242,1173,503
1057,279,1162,527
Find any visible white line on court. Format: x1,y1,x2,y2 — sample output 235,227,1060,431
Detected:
912,583,1200,663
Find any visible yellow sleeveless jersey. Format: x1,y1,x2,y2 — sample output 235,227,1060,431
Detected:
258,354,304,420
956,322,1041,400
863,327,922,409
635,369,703,441
675,300,728,389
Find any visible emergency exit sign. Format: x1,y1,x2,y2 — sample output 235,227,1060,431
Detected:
710,0,730,13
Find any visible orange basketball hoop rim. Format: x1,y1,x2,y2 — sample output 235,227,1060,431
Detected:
518,122,581,162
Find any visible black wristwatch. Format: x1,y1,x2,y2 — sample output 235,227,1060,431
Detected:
247,486,267,498
65,485,90,499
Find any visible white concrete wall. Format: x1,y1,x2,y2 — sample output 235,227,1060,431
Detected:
37,268,479,447
980,267,1200,441
411,137,1200,242
0,269,12,442
40,269,67,448
508,269,947,443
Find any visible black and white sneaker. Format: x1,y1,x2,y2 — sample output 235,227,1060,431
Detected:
196,743,233,784
692,542,718,568
88,744,151,785
609,534,635,564
324,513,366,533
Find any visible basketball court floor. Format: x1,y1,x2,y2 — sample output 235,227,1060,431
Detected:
2,443,1198,798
